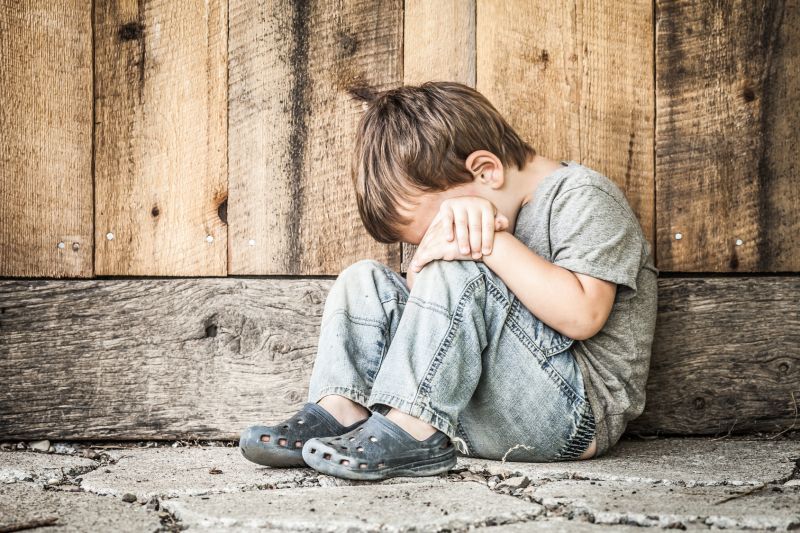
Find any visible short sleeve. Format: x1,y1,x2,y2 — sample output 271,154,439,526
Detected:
549,185,645,297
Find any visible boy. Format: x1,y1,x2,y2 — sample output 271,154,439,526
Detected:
240,81,658,480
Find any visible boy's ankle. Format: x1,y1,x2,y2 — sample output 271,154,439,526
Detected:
385,408,438,441
317,394,370,426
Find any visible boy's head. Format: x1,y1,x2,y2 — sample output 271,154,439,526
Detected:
350,81,536,245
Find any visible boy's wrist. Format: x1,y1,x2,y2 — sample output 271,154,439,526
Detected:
482,230,513,266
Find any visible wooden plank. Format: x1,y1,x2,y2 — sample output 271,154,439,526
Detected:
93,0,228,276
656,0,800,272
476,0,655,250
228,0,402,275
0,1,93,277
400,0,476,272
628,276,800,436
0,276,797,440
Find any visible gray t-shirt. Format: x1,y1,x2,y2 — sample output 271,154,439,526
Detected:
512,160,659,457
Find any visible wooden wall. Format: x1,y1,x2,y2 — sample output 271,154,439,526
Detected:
1,0,798,439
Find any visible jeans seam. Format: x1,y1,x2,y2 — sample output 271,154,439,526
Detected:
322,309,387,330
416,274,485,400
310,385,371,407
505,314,580,404
510,299,574,357
406,295,450,318
555,399,596,460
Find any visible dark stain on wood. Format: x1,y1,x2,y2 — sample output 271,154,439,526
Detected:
336,29,358,57
118,22,144,41
741,86,756,102
755,1,787,272
151,205,159,217
286,0,311,270
217,197,228,225
729,245,739,270
625,131,635,187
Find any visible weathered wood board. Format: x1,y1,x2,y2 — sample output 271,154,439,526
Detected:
93,0,228,276
656,0,800,272
400,0,477,272
476,0,655,249
1,276,797,440
227,0,402,275
0,1,93,277
628,276,800,436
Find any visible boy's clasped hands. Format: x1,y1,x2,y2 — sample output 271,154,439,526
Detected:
407,195,509,289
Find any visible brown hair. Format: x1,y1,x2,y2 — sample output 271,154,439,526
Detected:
348,81,536,244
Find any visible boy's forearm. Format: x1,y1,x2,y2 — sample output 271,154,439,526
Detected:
480,231,594,340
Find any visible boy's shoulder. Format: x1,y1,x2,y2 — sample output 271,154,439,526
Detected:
540,161,631,211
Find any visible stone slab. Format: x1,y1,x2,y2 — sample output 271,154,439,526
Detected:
0,482,161,533
162,482,543,531
0,450,99,484
460,437,800,486
79,446,441,501
530,479,800,530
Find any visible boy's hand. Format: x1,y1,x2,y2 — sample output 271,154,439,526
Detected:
407,196,509,287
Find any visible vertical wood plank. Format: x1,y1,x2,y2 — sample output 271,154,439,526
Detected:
94,0,228,276
228,0,403,275
401,0,476,272
476,0,655,250
656,0,799,272
0,1,93,277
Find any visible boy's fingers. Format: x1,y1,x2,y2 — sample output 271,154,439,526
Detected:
468,207,483,256
482,206,495,254
453,207,470,254
442,208,454,241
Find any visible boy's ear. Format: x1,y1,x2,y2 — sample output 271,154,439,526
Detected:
466,150,504,189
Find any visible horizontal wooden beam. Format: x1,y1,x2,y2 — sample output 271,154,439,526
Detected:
0,276,797,440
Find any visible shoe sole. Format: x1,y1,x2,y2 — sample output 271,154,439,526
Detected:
302,444,456,481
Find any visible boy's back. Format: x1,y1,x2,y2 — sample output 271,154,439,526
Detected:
512,160,659,456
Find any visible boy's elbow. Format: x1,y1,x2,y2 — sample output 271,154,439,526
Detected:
569,312,606,341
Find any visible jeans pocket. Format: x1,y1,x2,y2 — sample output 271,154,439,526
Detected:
508,297,575,359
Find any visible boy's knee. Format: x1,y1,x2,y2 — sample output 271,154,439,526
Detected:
337,259,385,283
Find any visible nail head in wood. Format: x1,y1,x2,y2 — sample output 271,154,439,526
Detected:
57,242,65,249
735,238,743,246
106,232,114,241
674,232,683,240
206,235,214,243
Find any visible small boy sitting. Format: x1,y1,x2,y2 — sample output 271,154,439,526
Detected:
240,81,659,480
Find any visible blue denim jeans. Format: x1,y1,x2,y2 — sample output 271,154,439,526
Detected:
307,258,596,461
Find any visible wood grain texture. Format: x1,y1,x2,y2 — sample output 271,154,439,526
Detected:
228,0,402,275
1,276,797,439
0,1,93,277
93,0,228,276
0,278,328,439
476,0,655,249
656,0,800,272
401,0,476,273
628,276,800,435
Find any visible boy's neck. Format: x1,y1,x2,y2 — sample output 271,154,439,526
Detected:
491,154,566,234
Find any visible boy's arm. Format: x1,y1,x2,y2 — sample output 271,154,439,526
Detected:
481,231,616,341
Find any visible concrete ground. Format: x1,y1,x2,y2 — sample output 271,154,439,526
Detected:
0,437,798,532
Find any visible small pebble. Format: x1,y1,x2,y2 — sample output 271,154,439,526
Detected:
122,493,137,503
497,475,531,490
28,440,50,452
82,449,100,460
783,479,800,487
